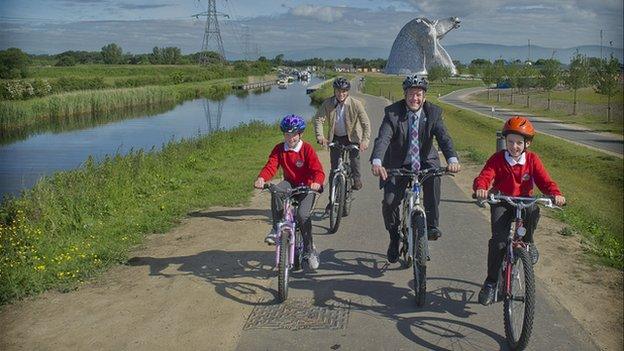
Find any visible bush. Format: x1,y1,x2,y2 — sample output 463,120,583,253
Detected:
53,76,107,93
31,79,52,97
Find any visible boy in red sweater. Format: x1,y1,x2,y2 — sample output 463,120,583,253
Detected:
254,114,325,269
473,116,566,305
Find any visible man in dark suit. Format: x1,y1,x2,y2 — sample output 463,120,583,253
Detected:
370,75,461,263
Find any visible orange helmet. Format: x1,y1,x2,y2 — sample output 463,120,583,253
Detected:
502,116,535,140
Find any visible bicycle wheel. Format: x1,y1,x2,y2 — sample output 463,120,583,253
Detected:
328,176,345,233
412,213,427,306
342,177,353,217
503,247,535,350
293,230,303,271
277,229,291,302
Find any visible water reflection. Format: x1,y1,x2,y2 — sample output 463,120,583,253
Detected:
203,99,223,133
0,77,321,198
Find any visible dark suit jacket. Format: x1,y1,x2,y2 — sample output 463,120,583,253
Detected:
370,100,458,170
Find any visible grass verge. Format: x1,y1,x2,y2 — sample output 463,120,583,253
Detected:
0,121,288,305
0,79,236,142
365,75,623,268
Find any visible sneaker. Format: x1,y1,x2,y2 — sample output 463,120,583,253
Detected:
352,179,363,190
427,227,442,241
264,229,277,245
387,239,400,263
528,243,539,265
478,281,496,306
305,250,320,270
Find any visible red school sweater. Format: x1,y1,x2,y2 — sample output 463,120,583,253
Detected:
473,150,562,197
258,141,325,186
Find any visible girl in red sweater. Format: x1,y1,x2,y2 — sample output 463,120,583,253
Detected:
473,116,566,306
254,115,325,270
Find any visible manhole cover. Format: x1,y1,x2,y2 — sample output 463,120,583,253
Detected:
243,299,350,330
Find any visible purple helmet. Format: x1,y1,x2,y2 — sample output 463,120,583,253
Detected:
280,114,306,133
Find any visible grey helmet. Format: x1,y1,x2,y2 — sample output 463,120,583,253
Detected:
333,77,351,90
402,75,428,92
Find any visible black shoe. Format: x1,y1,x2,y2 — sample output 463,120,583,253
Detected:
324,202,332,213
387,240,400,263
528,243,539,265
352,179,362,190
478,281,496,306
427,227,442,241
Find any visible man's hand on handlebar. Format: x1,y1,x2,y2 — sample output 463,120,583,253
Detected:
447,162,461,173
371,164,388,181
317,137,329,147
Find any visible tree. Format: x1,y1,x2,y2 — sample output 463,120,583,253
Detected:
538,59,562,110
272,54,284,66
564,54,589,115
427,65,451,82
55,55,76,66
101,43,123,64
593,56,621,122
0,47,29,79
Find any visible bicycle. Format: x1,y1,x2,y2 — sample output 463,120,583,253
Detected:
478,193,562,350
327,142,359,233
263,184,318,302
387,167,451,307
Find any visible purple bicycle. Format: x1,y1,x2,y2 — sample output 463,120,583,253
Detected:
264,184,318,301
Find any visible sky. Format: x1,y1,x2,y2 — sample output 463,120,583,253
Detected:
0,0,622,57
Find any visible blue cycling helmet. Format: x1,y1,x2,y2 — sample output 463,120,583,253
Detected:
402,75,428,92
333,77,351,90
280,114,306,133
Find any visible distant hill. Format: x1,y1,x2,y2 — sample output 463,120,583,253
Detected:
261,44,623,64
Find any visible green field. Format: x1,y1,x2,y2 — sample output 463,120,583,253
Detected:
472,87,624,134
364,75,623,269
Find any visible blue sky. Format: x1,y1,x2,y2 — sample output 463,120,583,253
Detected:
1,0,622,56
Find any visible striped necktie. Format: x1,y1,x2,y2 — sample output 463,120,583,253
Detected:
409,110,420,172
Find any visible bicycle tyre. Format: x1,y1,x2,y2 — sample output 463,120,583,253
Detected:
342,177,353,217
277,230,290,302
329,177,345,233
503,247,535,350
293,230,303,271
412,213,427,307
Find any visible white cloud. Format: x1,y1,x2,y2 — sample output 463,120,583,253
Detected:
290,5,344,23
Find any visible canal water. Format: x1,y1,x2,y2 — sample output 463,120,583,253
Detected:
0,78,322,198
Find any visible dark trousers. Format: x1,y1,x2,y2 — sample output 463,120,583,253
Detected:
486,203,540,283
270,181,317,253
381,171,441,240
330,135,361,180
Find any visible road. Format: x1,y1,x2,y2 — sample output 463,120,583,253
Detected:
440,87,623,158
235,88,599,350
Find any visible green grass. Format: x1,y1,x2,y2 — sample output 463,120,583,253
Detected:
366,75,624,269
0,79,235,142
472,89,623,134
0,121,293,305
26,64,238,79
363,75,483,102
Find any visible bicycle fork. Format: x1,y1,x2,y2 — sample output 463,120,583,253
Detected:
275,224,295,267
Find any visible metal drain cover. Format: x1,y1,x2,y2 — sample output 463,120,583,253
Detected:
243,299,350,330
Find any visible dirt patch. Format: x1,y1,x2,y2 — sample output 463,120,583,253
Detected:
452,162,623,351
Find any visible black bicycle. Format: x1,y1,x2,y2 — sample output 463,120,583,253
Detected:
387,167,450,306
327,143,359,233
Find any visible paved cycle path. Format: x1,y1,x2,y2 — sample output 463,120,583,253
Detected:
440,87,623,157
235,88,599,350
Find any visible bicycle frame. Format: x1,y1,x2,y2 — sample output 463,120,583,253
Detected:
486,195,559,299
275,195,298,268
329,143,357,205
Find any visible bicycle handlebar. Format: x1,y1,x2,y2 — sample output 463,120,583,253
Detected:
328,142,359,151
473,193,563,210
263,183,320,196
386,167,450,182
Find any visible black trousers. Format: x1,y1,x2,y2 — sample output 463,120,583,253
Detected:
328,135,361,202
381,171,441,238
486,202,540,283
